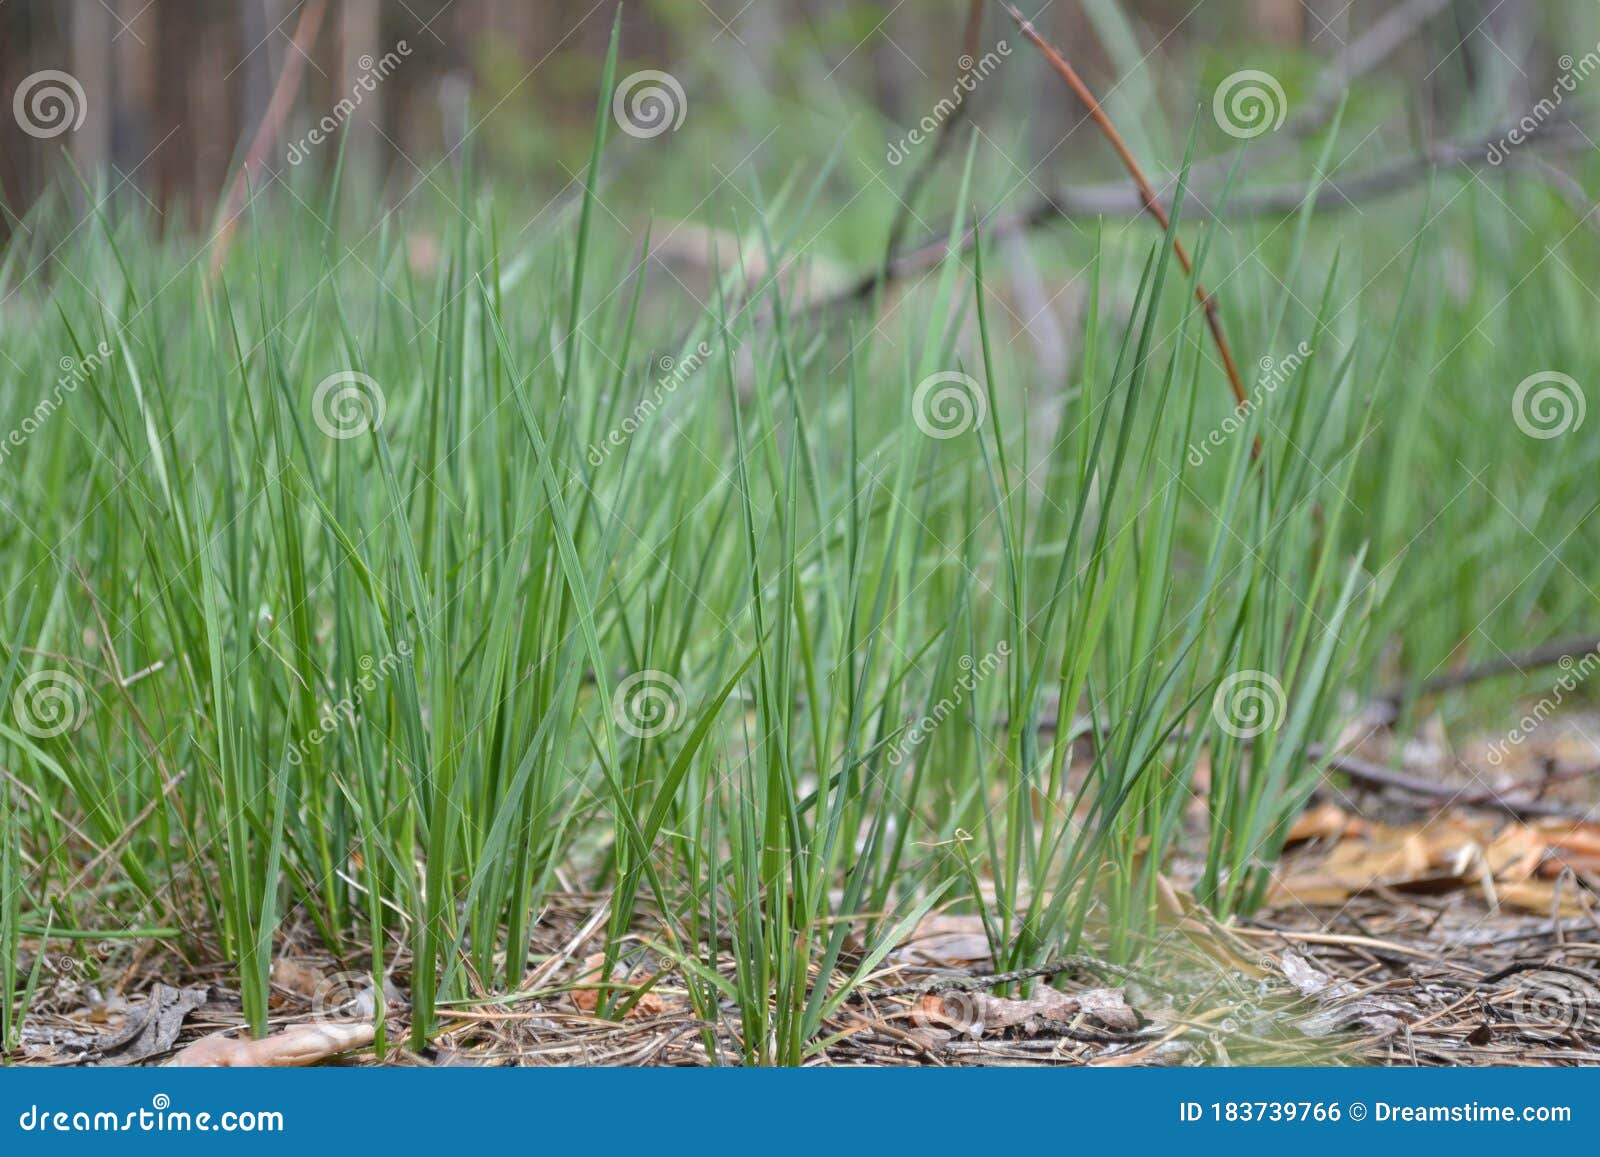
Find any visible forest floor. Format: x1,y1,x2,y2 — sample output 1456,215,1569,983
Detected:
17,710,1600,1069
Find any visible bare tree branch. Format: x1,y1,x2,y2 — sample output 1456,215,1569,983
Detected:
805,123,1589,318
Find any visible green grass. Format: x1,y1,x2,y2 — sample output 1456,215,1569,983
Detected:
4,38,1599,1066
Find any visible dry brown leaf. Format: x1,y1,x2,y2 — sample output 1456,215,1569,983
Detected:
1481,823,1546,882
1535,819,1600,859
269,958,325,1001
1286,802,1369,844
1497,880,1596,917
166,1022,375,1067
1272,822,1434,905
91,985,209,1066
893,913,992,967
1539,852,1600,878
569,952,675,1018
1417,814,1497,861
1154,870,1190,920
1270,879,1357,906
1275,810,1600,909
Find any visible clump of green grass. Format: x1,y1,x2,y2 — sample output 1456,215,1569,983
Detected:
4,25,1597,1065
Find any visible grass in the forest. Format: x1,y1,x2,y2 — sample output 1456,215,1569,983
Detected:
4,24,1599,1066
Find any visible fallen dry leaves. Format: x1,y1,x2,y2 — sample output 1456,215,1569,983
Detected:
909,984,1138,1044
1286,801,1372,844
892,913,993,968
90,984,209,1065
569,952,679,1018
268,958,325,1002
1274,807,1600,916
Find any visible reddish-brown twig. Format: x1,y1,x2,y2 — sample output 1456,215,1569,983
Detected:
1003,4,1247,408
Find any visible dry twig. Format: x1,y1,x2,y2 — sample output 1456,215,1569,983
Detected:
1002,3,1247,407
208,0,329,281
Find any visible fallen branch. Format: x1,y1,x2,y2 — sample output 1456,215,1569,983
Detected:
857,955,1128,998
1477,960,1600,988
1373,633,1600,719
1323,751,1596,821
805,123,1589,319
1163,0,1455,191
1295,0,1455,138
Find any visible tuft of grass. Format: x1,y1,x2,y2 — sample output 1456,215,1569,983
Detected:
3,45,1598,1065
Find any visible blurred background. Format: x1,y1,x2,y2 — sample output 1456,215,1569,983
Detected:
3,0,1597,240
